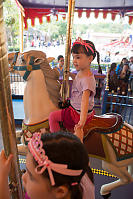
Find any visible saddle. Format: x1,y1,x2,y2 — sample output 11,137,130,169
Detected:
83,112,123,139
83,113,124,161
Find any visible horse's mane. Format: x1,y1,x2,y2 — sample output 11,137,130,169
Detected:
23,50,61,107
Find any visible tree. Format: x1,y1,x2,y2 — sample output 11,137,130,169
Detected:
3,0,19,51
35,19,67,41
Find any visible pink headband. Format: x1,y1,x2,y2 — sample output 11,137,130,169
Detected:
72,37,94,54
28,133,83,186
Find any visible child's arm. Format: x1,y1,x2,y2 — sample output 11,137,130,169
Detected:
74,90,90,141
74,125,84,142
78,89,90,128
120,64,128,79
0,150,13,199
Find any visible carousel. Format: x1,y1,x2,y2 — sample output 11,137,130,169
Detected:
0,0,133,199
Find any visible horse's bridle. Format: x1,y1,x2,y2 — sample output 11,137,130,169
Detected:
10,52,41,81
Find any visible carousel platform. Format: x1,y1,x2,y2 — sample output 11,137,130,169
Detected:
94,172,133,199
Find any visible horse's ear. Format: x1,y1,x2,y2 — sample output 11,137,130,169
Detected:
8,52,15,64
47,57,55,63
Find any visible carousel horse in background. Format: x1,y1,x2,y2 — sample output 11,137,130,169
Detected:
9,50,133,198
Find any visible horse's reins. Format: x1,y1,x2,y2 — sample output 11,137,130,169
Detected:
11,52,41,81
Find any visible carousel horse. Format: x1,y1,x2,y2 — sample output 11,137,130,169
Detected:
9,50,61,147
9,50,133,198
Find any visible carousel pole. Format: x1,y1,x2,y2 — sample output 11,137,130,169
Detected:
19,11,24,52
102,66,109,114
0,1,24,199
62,0,75,100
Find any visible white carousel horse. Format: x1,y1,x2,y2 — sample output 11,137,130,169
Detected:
9,50,133,198
9,50,61,150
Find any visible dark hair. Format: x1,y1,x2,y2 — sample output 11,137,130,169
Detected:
129,56,133,60
121,57,128,64
33,131,93,199
110,62,117,71
57,55,64,61
71,40,102,74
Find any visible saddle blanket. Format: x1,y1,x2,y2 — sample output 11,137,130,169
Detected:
105,124,133,161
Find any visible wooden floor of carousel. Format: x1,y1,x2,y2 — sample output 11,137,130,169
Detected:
0,114,133,199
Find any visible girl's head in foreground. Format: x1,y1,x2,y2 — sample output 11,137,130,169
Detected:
71,37,101,73
22,131,93,199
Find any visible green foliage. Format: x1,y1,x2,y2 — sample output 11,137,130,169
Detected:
35,20,67,40
73,24,88,34
91,22,123,33
5,16,15,25
3,0,19,51
8,46,20,52
73,22,131,34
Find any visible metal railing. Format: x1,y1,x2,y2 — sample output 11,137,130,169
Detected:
10,73,25,95
102,90,133,125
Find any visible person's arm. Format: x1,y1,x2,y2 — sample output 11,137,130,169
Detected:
74,125,84,142
0,150,13,199
77,89,90,128
74,90,90,141
79,89,90,127
120,64,127,79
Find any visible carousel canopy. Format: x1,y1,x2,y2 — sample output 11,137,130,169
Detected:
15,0,133,28
15,0,133,9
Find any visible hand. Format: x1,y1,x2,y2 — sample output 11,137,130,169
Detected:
74,124,84,142
0,150,13,178
0,150,13,199
77,120,85,129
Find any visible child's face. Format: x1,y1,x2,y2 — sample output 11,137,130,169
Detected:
130,58,133,63
22,152,55,199
72,53,92,71
122,59,128,64
58,58,64,67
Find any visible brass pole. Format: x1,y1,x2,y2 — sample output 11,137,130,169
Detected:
0,2,24,199
19,11,24,52
105,66,109,90
62,0,75,100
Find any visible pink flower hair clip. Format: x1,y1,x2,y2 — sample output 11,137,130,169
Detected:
28,132,83,186
72,37,94,53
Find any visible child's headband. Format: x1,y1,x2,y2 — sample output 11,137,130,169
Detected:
28,133,83,186
72,37,94,54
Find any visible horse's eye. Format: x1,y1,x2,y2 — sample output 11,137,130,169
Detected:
20,56,26,64
22,57,25,62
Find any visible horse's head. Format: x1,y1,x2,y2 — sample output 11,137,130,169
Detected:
9,50,61,107
8,50,58,81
